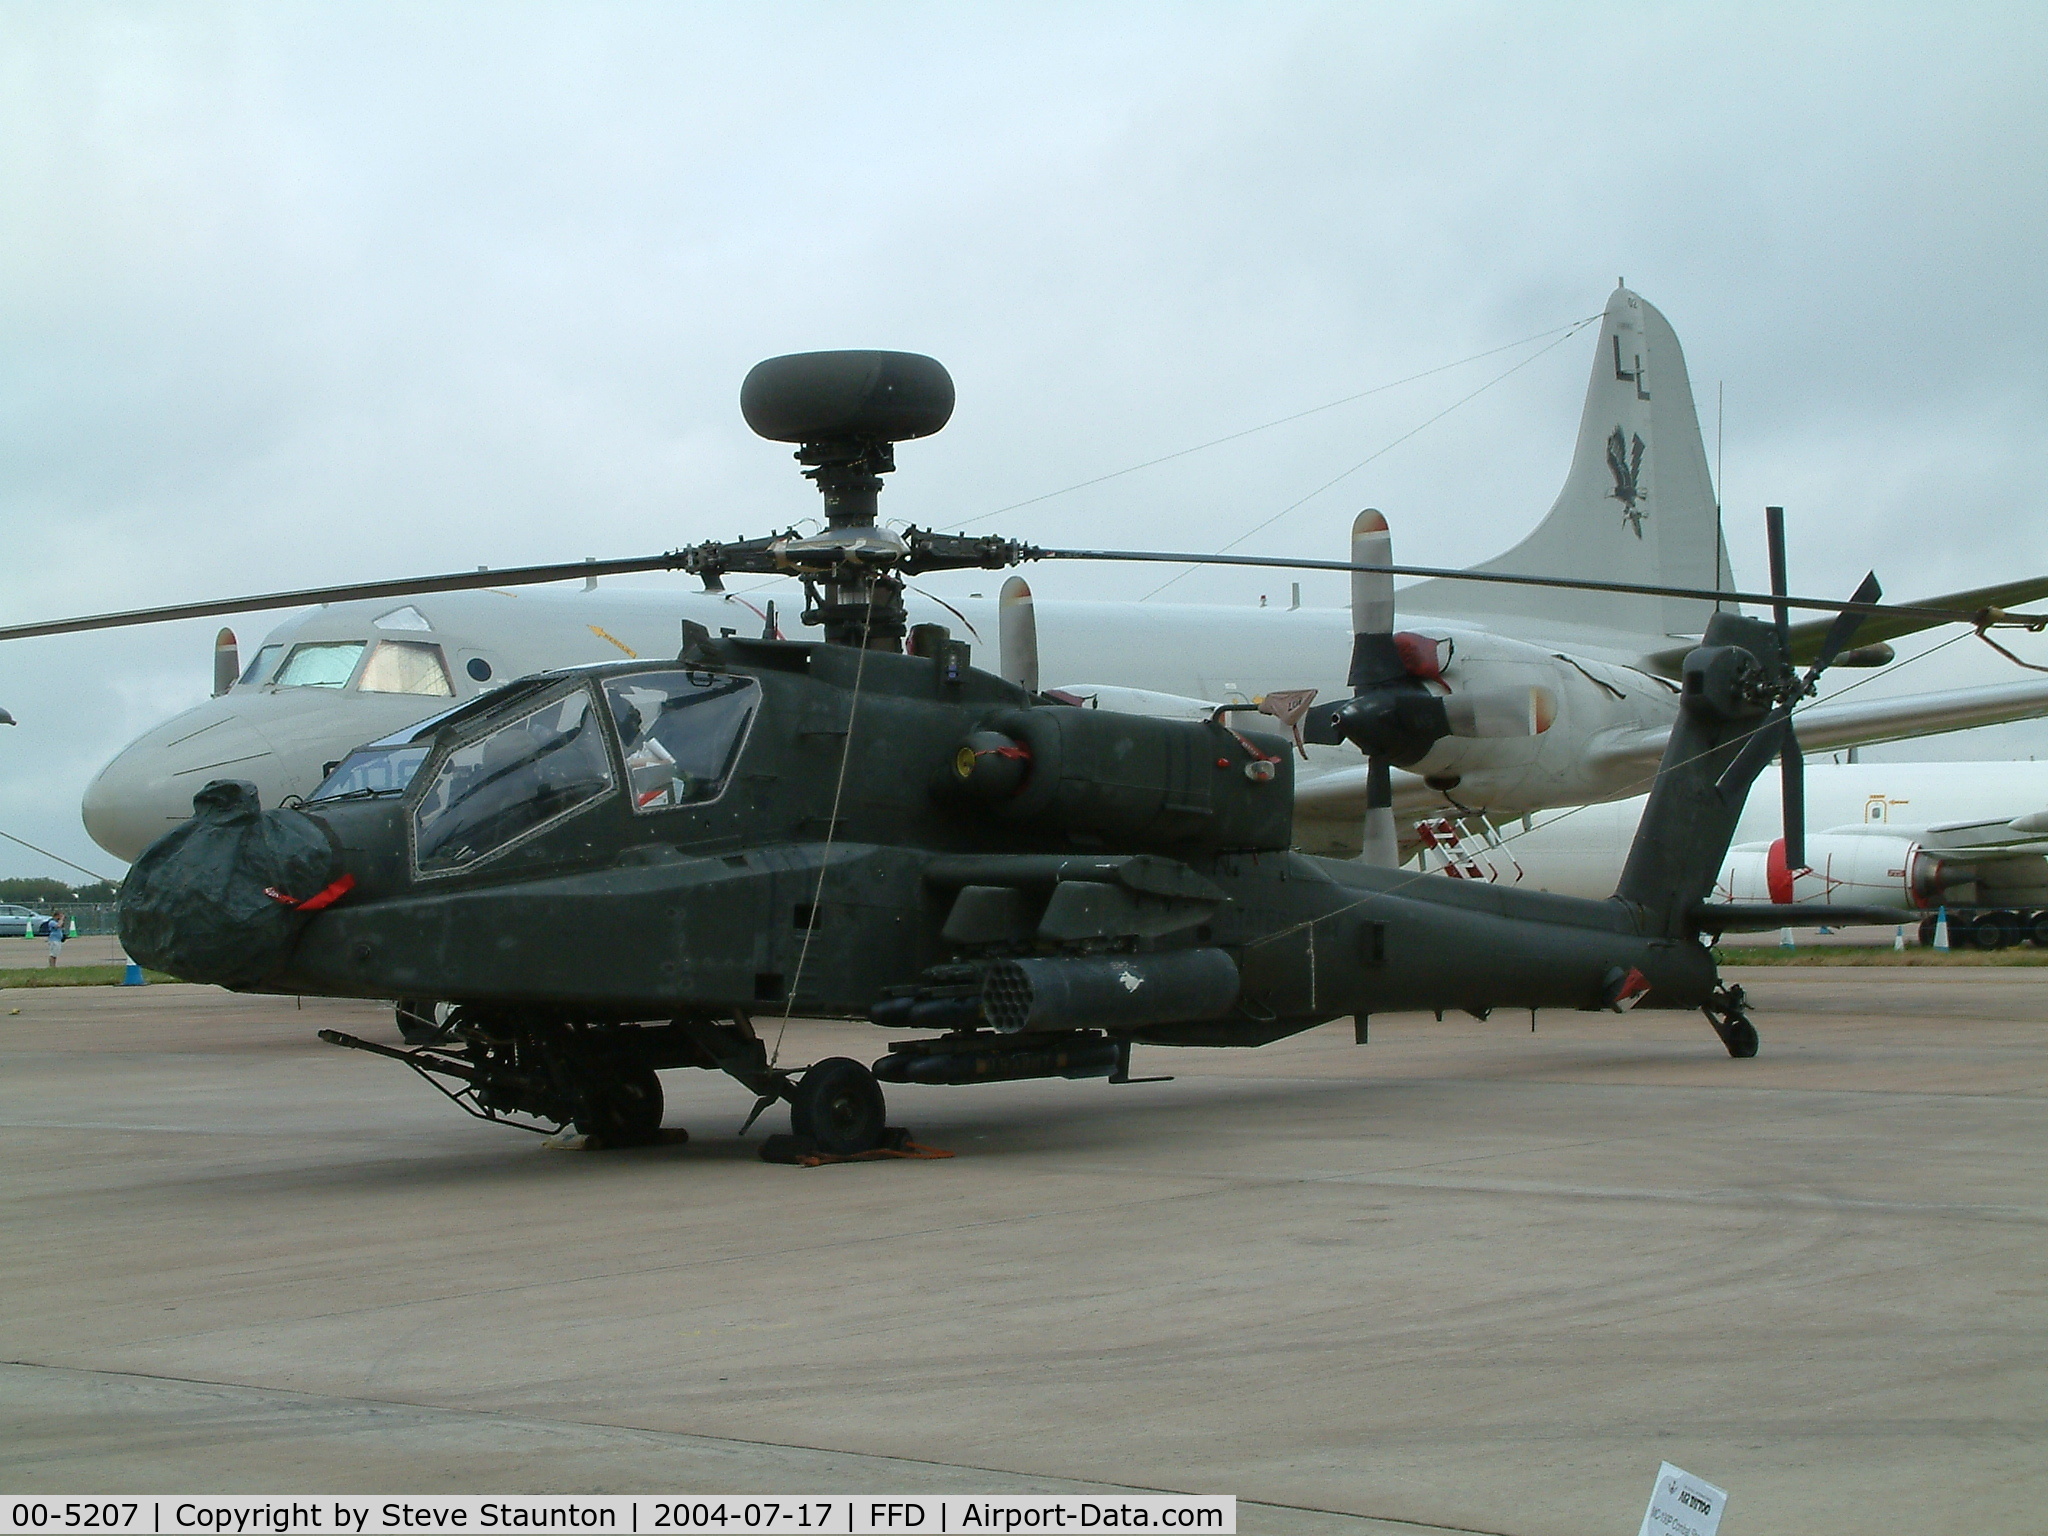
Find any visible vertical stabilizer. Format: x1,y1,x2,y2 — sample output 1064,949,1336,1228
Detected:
1405,286,1732,642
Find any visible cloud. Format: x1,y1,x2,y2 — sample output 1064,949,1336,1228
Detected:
3,3,2045,872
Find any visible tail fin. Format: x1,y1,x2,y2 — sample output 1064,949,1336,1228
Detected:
1405,285,1732,642
1616,612,1781,935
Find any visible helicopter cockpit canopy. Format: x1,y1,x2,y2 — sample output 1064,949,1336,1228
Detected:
370,664,765,876
602,670,759,812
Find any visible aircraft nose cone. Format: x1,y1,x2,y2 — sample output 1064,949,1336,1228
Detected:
83,709,276,863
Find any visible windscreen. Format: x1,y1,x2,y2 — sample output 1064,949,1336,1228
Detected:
273,641,366,688
238,644,284,687
412,688,614,874
603,671,760,810
359,639,453,696
307,699,475,803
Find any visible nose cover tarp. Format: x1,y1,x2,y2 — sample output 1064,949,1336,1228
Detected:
119,779,346,988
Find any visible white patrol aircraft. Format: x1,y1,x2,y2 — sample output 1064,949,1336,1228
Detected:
78,285,2048,865
1495,759,2048,945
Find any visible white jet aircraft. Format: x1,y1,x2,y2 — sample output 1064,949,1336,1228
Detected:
72,285,2048,864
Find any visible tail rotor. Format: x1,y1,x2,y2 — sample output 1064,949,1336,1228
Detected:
1715,505,1882,873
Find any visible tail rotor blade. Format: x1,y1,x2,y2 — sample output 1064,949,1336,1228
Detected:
1781,724,1807,871
1716,708,1792,799
1761,507,1794,647
998,575,1039,694
1804,571,1884,681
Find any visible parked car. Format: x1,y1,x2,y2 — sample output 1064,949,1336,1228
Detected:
0,904,56,938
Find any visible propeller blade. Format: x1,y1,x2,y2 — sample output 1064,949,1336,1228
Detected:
1781,722,1807,872
1346,511,1405,693
1443,686,1557,739
998,576,1040,693
0,551,692,644
1350,509,1394,635
1360,756,1399,867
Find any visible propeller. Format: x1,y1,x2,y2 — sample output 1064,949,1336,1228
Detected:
998,576,1040,694
1304,510,1555,865
1714,506,1882,873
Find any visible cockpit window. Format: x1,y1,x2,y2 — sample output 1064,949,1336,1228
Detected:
238,644,284,687
273,641,366,689
412,688,615,874
311,744,434,801
307,700,475,803
603,671,760,811
359,639,453,696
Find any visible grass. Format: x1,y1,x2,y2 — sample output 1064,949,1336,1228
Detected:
0,964,181,988
1714,945,2048,967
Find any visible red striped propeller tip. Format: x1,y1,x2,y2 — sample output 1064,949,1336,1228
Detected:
1353,509,1389,535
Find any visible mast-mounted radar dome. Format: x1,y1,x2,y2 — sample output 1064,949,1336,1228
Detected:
740,351,954,445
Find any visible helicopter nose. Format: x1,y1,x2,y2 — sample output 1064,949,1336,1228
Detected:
83,707,277,863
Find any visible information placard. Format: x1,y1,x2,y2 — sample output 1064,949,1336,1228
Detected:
1637,1463,1727,1536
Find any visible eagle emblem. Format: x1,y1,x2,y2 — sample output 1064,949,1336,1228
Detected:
1606,427,1647,538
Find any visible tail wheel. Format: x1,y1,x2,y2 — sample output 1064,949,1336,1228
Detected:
573,1068,664,1146
1717,1015,1760,1058
791,1057,887,1155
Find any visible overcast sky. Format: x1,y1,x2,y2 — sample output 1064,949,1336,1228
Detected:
4,3,2046,880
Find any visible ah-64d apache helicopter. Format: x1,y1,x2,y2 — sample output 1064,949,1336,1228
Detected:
98,350,2028,1157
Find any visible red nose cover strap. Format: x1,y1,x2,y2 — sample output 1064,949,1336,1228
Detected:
265,872,356,912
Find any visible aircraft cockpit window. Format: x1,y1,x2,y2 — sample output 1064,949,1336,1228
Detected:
273,641,366,688
238,644,284,687
603,671,760,811
311,744,433,802
359,639,454,696
412,688,615,875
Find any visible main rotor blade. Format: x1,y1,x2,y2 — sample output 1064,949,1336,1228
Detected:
0,552,692,644
1034,547,1981,627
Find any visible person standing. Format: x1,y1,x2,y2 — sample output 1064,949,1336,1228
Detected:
44,911,65,968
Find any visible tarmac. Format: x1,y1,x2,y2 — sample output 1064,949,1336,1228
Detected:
3,971,2045,1533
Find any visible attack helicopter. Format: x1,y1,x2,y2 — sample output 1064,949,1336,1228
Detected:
78,350,2046,1155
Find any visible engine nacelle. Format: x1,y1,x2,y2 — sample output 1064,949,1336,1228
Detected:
1717,833,1966,910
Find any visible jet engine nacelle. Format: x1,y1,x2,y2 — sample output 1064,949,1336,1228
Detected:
1717,832,1966,910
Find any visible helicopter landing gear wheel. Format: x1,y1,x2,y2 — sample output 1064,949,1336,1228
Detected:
573,1068,665,1146
1703,983,1759,1059
790,1057,887,1156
